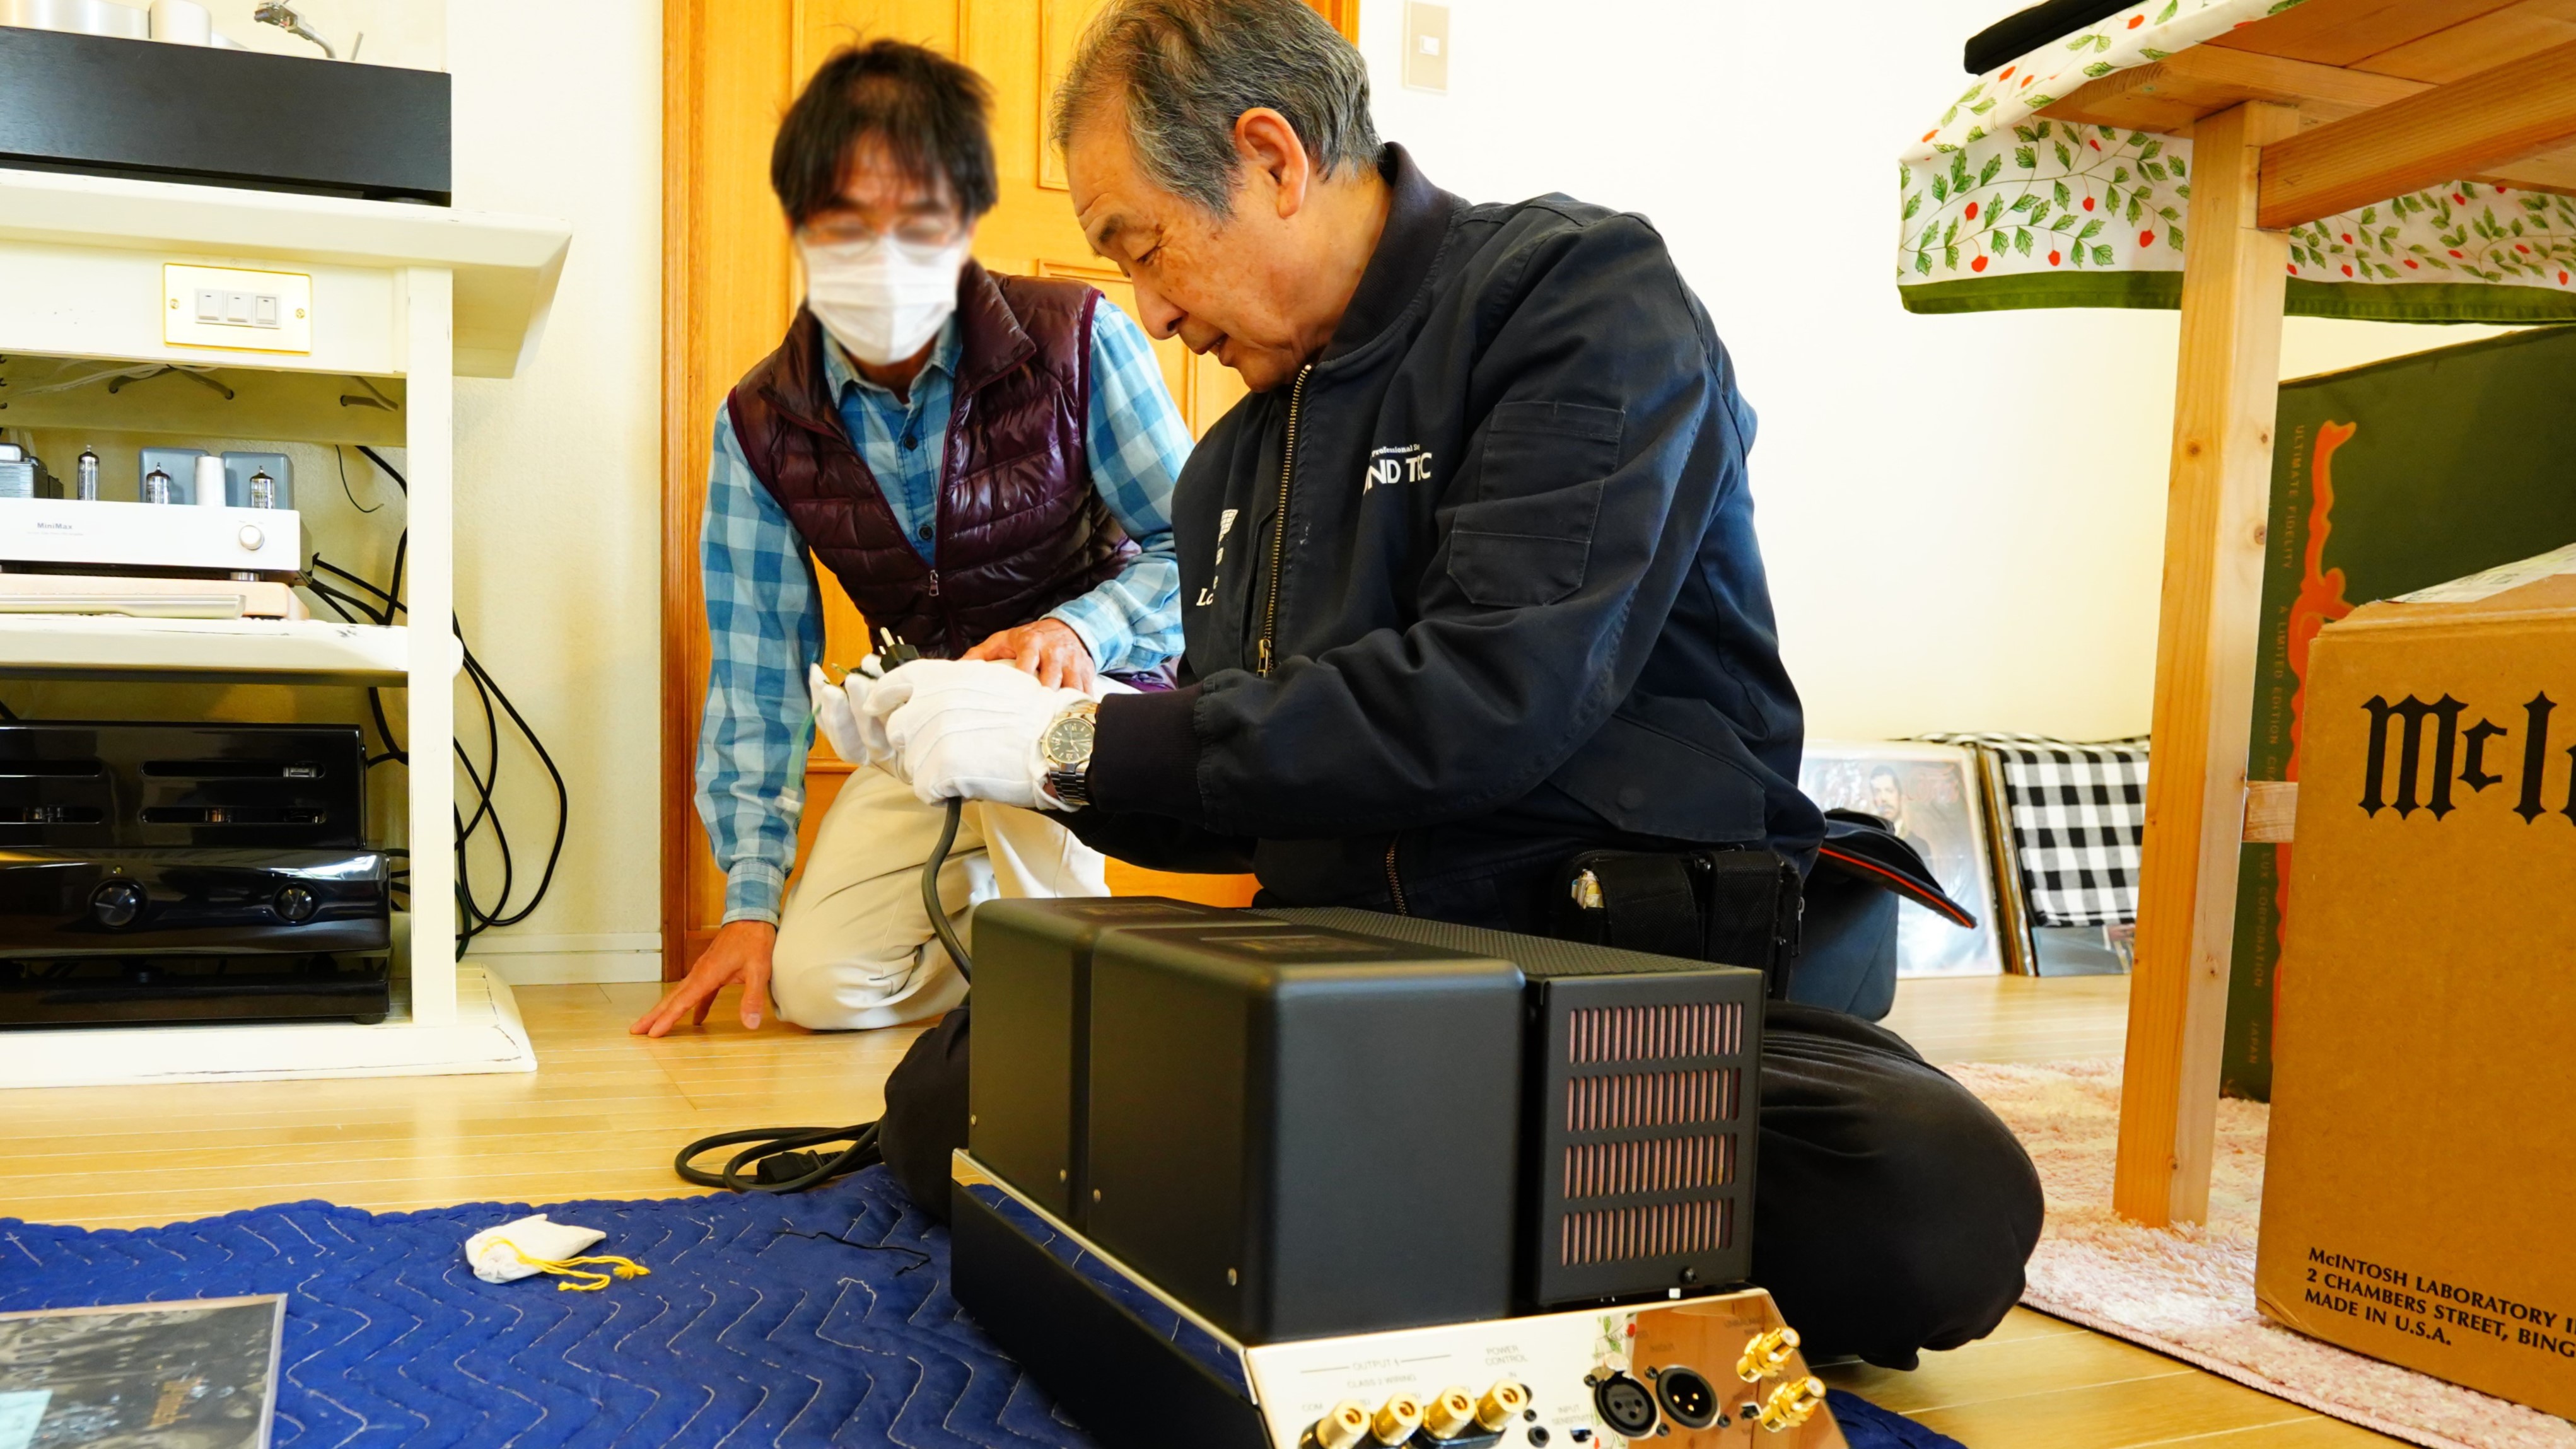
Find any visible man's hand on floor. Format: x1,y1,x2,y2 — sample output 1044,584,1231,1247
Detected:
631,919,777,1036
961,617,1096,693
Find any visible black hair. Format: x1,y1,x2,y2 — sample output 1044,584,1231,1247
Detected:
772,40,999,228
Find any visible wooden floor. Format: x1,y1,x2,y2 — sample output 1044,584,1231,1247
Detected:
0,984,929,1229
0,973,2396,1448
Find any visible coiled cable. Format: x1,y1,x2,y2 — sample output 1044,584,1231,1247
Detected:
673,787,970,1194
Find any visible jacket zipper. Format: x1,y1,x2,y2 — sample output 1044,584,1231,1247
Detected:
1255,364,1313,677
930,391,965,648
1382,837,1409,916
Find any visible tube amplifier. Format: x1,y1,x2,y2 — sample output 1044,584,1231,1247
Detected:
0,497,305,578
958,900,1816,1449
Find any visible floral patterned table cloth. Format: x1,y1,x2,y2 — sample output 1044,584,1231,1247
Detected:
1898,0,2576,320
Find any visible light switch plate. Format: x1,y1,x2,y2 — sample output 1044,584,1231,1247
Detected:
163,264,313,354
1404,1,1450,93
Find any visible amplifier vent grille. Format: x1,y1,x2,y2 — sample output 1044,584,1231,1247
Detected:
1563,1134,1733,1200
1564,1068,1739,1132
1567,1001,1740,1064
1559,1197,1732,1266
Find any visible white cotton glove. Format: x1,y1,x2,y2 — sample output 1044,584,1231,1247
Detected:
810,663,893,769
861,658,1089,808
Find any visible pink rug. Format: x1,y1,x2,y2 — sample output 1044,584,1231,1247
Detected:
1950,1059,2575,1449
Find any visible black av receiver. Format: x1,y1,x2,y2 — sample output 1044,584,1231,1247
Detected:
967,899,1765,1343
0,722,390,1027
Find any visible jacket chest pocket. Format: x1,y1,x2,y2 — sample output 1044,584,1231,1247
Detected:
1445,400,1623,608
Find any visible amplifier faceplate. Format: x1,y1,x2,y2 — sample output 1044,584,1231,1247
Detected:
0,498,304,576
953,1154,1847,1449
0,848,390,956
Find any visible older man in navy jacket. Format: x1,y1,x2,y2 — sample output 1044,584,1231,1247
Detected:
829,0,2043,1371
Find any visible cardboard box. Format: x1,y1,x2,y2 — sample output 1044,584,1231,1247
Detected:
2257,545,2576,1417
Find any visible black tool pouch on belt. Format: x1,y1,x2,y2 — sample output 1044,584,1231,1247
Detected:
1553,848,1805,998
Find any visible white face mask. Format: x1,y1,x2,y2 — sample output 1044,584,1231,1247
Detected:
798,233,971,366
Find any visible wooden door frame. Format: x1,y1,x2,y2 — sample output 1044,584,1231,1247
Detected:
660,0,705,981
664,0,800,978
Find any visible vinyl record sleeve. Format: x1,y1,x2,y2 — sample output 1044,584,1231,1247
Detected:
0,1295,284,1449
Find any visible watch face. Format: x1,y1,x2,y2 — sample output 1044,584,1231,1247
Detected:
1044,713,1096,768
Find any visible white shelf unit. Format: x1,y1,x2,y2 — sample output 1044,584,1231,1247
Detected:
0,166,570,1088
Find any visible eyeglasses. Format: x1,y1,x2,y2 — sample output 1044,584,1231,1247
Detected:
800,212,966,251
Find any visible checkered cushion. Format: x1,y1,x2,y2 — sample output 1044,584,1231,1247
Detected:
1923,734,2149,928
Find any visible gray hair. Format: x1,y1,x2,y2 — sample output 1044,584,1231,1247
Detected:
1052,0,1380,214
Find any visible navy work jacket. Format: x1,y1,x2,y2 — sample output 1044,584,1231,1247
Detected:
1079,145,1824,910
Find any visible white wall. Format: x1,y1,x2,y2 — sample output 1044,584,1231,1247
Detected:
188,0,441,68
440,0,665,981
1359,0,2509,741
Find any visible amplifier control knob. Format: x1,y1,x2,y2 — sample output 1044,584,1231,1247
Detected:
274,885,320,924
238,524,265,551
90,878,146,928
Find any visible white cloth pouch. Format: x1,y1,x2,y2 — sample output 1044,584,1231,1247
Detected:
464,1214,609,1284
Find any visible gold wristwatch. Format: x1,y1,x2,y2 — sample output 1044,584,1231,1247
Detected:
1040,700,1099,808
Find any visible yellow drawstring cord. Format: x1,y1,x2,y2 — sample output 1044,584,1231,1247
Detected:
490,1238,652,1293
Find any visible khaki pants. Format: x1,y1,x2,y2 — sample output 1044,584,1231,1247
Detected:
769,764,1108,1030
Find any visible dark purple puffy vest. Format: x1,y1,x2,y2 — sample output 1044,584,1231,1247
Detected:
726,261,1136,658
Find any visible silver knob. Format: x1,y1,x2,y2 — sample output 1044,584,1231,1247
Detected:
237,524,265,551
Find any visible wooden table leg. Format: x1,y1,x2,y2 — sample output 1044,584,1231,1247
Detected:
2114,101,2299,1228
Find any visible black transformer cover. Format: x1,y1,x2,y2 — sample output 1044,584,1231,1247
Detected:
1270,910,1766,1308
967,897,1241,1222
971,902,1532,1342
1082,918,1526,1343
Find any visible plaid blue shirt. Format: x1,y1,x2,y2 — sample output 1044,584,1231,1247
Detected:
696,300,1188,924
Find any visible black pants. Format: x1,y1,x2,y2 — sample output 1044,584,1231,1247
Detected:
882,854,2044,1371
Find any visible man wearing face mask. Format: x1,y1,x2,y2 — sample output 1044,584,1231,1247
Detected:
631,40,1191,1040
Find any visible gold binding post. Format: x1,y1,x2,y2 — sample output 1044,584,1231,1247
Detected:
1370,1394,1425,1445
1311,1400,1372,1449
1421,1388,1477,1440
1474,1380,1531,1433
1757,1376,1827,1433
1737,1326,1801,1383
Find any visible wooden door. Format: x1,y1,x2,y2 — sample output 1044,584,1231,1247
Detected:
664,0,1341,972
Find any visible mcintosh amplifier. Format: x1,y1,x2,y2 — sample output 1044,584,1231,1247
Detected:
0,721,391,1027
953,900,1836,1449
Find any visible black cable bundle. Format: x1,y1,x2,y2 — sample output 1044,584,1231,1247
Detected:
669,805,967,1199
301,446,571,952
675,1121,884,1194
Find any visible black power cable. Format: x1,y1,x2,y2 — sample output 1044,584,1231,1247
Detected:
672,656,974,1196
675,1121,883,1194
922,797,972,987
301,446,571,953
